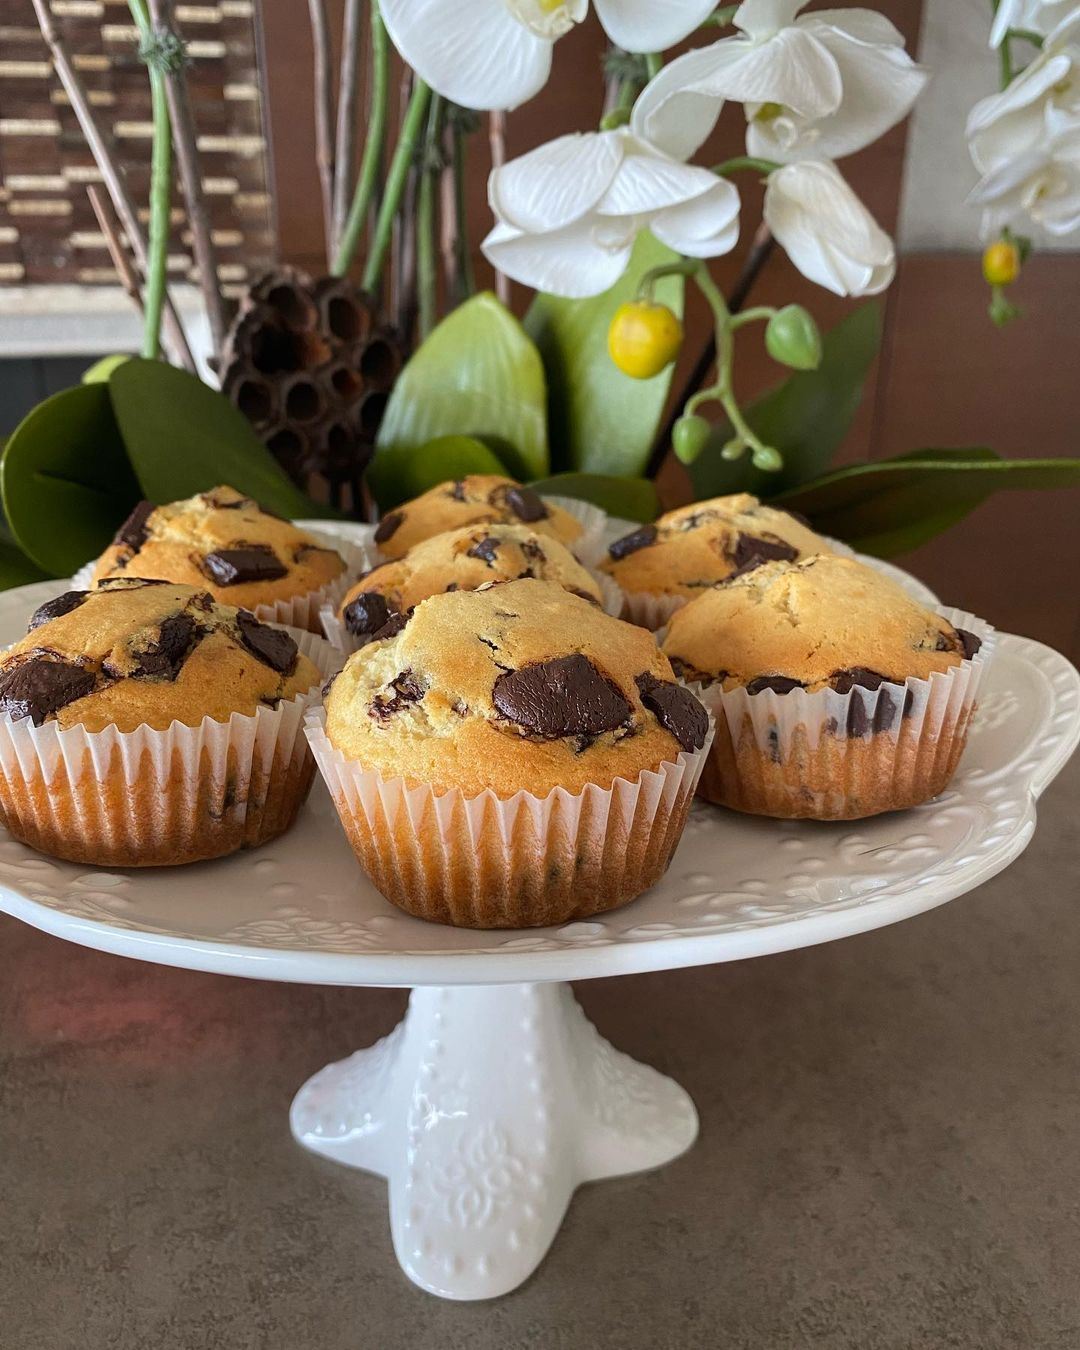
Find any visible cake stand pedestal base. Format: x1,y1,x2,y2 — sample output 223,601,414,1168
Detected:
290,982,698,1299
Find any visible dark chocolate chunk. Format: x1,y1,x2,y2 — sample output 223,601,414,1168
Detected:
132,612,196,678
99,576,169,591
372,612,409,641
635,673,709,752
493,654,632,739
504,485,548,523
730,533,799,574
467,535,500,565
956,628,983,660
520,538,545,564
370,669,425,719
830,667,897,695
235,610,298,675
343,591,395,637
373,511,404,544
608,523,658,561
114,500,155,552
0,657,95,725
845,687,907,738
28,590,89,632
745,674,805,696
203,544,287,586
204,490,257,511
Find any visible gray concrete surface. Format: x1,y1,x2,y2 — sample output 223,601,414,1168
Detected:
1,756,1079,1349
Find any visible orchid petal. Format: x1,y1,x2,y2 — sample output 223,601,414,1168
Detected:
631,43,742,161
592,0,718,54
597,145,726,215
651,179,742,257
382,0,551,110
734,0,805,40
805,8,905,46
481,217,636,297
711,28,843,117
489,132,625,233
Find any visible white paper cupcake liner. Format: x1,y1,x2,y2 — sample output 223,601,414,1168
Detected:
0,628,342,867
70,526,373,636
690,607,995,821
540,494,608,567
305,707,714,929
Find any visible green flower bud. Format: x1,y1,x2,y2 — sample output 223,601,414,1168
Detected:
672,414,711,465
721,438,746,461
765,305,822,371
751,445,784,472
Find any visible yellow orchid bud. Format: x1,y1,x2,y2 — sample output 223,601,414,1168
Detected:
983,239,1021,286
608,301,683,380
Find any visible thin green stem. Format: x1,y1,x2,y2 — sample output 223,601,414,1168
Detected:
713,155,781,178
645,51,662,79
729,305,776,329
417,93,443,340
689,265,772,461
128,0,171,360
637,258,701,300
333,0,390,278
1009,27,1044,45
700,4,739,27
362,78,431,293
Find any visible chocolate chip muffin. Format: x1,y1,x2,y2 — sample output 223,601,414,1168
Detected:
90,485,348,629
331,521,604,649
371,476,585,561
662,555,991,820
599,493,831,630
309,579,712,927
0,577,331,865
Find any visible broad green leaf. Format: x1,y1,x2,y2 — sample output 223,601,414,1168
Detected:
529,472,659,523
0,533,51,589
524,232,684,477
368,435,506,510
374,293,548,494
0,382,140,575
688,302,883,500
777,449,1080,557
82,353,130,384
108,359,335,519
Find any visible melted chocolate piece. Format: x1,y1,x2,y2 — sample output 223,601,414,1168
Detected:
27,590,88,632
343,591,395,637
203,544,287,586
635,673,709,752
373,511,404,545
114,500,155,552
98,576,169,591
504,485,548,523
608,523,658,562
845,686,912,738
730,533,799,574
0,657,95,725
493,655,632,739
745,675,805,696
956,628,983,660
467,536,500,565
372,613,409,641
235,610,298,675
370,669,425,719
132,612,196,679
830,667,896,695
520,538,545,564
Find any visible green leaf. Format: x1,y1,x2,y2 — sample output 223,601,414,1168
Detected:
374,293,548,496
524,232,684,477
108,359,335,519
0,382,140,575
0,532,52,589
529,472,659,523
688,302,883,500
368,435,506,510
777,448,1080,557
82,353,130,384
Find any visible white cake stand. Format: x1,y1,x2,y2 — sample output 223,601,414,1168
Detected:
0,577,1077,1302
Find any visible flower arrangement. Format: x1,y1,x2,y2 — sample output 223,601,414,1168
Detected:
2,0,1078,589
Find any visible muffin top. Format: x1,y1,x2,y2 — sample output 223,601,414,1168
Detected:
0,578,320,734
599,493,829,598
325,578,709,798
337,522,602,641
371,475,583,561
92,485,345,608
662,555,982,694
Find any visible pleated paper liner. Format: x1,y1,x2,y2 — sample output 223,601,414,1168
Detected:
689,607,995,821
70,526,374,635
0,628,342,868
305,707,714,929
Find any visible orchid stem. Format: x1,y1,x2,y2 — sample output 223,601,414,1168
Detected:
701,5,739,27
714,155,781,178
362,77,431,293
128,0,172,361
334,0,390,278
729,305,776,329
645,51,662,78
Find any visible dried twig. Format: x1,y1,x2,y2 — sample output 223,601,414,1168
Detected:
332,0,389,279
488,109,509,304
149,0,228,360
30,0,195,370
332,0,364,256
307,0,336,264
87,184,144,316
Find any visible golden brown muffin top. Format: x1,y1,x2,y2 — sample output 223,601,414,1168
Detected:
0,578,321,733
371,475,583,560
91,485,345,608
324,578,709,798
599,493,829,598
662,555,982,694
337,522,602,641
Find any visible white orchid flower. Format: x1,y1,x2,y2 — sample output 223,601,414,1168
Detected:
990,0,1077,48
380,0,717,112
481,128,741,297
968,108,1080,238
763,159,894,296
968,10,1080,172
631,0,928,165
